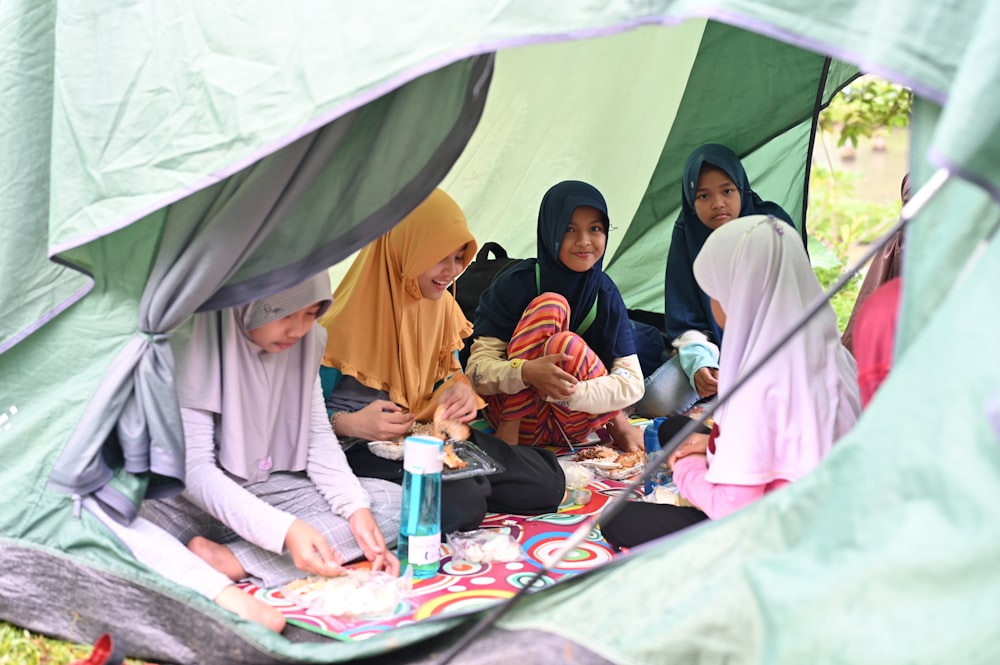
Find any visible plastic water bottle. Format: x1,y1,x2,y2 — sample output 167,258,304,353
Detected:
397,435,443,579
643,417,668,495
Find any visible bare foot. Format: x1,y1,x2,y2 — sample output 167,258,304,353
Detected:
215,585,286,633
608,412,643,452
188,536,247,582
494,418,521,445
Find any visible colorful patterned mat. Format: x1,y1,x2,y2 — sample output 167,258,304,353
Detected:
240,468,643,641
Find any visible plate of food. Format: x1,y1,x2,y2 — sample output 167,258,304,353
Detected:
367,439,405,460
367,407,504,481
284,568,411,619
367,405,469,461
573,445,646,480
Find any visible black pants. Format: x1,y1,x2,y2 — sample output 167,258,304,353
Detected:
600,502,708,551
345,429,566,534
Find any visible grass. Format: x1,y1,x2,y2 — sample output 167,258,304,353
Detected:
816,266,863,332
0,622,151,665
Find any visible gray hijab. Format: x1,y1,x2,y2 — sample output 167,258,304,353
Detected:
173,272,333,483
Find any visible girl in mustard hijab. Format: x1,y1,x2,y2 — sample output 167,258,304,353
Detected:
320,189,565,534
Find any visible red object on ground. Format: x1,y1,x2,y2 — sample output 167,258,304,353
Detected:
70,633,124,665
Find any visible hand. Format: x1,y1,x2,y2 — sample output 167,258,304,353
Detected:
667,433,710,470
608,412,643,452
437,383,479,423
693,367,719,398
340,399,415,441
284,519,346,577
349,509,400,575
521,353,577,401
669,452,707,474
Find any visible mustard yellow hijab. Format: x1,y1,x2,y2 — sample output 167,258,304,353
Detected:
320,189,478,421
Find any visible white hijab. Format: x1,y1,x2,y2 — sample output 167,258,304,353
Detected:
173,273,333,483
693,215,860,486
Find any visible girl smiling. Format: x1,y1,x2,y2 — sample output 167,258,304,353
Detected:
468,180,644,451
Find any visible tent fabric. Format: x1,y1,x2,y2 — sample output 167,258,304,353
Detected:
46,55,494,524
926,0,1000,199
0,1,93,356
2,0,1000,663
436,21,857,312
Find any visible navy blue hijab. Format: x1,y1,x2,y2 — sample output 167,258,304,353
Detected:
475,180,636,367
664,144,794,344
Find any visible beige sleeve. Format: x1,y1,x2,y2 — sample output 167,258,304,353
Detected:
559,354,645,414
466,336,528,396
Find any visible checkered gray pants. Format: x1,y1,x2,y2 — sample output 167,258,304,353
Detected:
141,473,401,587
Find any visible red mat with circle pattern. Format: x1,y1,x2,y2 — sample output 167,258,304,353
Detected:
239,466,642,641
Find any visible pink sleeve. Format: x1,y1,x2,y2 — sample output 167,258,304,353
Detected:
672,456,768,519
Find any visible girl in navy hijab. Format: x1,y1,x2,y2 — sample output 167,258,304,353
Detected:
469,180,644,451
634,144,794,417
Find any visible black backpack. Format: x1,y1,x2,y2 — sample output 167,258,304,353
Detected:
455,242,525,366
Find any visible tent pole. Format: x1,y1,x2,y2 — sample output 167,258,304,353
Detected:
800,56,833,252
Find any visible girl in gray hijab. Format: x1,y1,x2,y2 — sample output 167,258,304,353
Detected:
142,272,401,629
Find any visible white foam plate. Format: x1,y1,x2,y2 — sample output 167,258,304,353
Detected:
577,459,620,470
368,440,404,461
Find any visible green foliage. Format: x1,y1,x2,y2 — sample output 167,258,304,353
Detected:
0,622,149,665
820,76,912,148
813,264,863,332
0,622,86,664
808,160,901,333
808,167,898,262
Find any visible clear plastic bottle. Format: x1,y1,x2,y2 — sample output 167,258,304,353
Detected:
643,417,667,495
397,435,443,579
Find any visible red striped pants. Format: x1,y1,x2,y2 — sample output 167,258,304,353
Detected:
484,293,617,445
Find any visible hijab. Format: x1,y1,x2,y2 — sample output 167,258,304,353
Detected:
474,180,636,367
693,215,860,486
173,272,333,484
319,188,477,420
664,144,795,343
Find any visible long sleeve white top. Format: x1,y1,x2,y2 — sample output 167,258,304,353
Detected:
180,377,371,555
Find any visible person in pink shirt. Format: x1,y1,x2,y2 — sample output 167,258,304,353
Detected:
851,277,902,408
601,215,861,549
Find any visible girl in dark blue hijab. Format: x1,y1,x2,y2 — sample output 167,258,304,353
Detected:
469,180,644,451
634,144,794,417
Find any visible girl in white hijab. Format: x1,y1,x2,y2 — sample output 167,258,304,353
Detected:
602,215,860,548
142,272,401,628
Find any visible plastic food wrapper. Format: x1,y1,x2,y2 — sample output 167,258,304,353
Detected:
558,458,595,490
439,440,505,481
368,439,504,482
446,529,523,564
644,482,697,508
283,567,413,619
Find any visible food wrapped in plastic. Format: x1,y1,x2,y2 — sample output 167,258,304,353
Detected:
558,458,595,490
283,567,413,619
446,529,523,564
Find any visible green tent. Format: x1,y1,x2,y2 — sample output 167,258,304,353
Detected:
1,1,998,663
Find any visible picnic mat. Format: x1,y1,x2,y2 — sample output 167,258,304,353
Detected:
239,417,669,641
239,459,646,640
